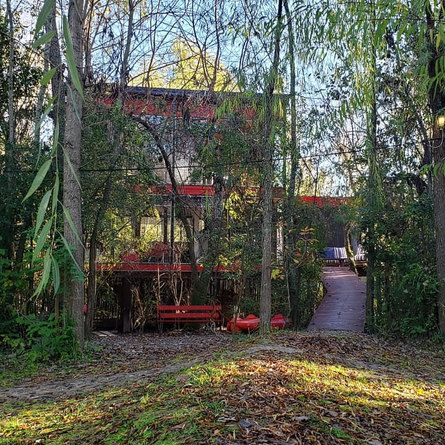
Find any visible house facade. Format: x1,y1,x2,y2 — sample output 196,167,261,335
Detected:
97,87,350,331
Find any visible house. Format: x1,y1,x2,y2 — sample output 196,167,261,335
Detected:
96,87,354,331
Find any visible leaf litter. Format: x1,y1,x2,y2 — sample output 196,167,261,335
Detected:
0,330,444,444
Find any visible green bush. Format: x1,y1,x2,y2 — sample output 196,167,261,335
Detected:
15,312,77,362
363,191,439,337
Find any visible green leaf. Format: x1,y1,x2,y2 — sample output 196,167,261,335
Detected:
42,249,51,286
33,274,46,296
40,66,58,86
23,159,52,202
420,164,431,176
433,161,443,178
63,15,84,100
52,175,59,213
35,190,52,237
62,204,83,247
60,234,82,274
67,84,83,123
33,30,56,49
33,218,53,263
34,0,55,36
51,256,60,294
33,249,52,296
62,145,81,189
35,96,57,133
51,120,60,156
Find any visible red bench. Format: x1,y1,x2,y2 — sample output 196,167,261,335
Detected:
157,304,223,332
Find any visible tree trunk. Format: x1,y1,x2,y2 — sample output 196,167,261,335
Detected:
85,120,124,337
85,230,97,337
433,133,445,334
45,0,65,322
364,0,379,333
426,1,445,335
283,0,300,330
2,0,16,260
85,0,135,337
344,223,357,275
259,0,283,334
63,0,85,348
6,0,14,168
47,3,65,141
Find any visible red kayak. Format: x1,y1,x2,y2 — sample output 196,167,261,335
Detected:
227,314,290,333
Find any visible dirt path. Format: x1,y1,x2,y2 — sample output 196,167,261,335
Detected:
1,358,207,402
308,266,366,332
4,329,441,405
2,329,442,407
1,331,318,403
1,331,234,402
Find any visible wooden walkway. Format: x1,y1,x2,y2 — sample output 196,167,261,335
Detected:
308,267,366,332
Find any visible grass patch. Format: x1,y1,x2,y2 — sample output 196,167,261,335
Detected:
0,341,100,387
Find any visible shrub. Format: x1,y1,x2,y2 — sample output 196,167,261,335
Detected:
15,312,77,362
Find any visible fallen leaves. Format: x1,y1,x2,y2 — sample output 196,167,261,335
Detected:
163,332,445,444
0,331,444,444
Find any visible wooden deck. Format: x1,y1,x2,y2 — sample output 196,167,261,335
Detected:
308,267,366,332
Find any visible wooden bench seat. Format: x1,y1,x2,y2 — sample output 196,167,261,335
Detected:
156,304,223,332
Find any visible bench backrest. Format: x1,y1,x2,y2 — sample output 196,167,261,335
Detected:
157,305,222,322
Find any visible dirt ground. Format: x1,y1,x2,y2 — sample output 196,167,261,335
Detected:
1,330,235,402
2,329,444,403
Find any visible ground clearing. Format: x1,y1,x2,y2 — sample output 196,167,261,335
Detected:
1,331,444,444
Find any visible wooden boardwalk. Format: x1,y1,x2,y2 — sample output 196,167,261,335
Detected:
308,267,366,332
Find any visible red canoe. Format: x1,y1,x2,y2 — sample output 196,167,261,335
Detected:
227,314,290,333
